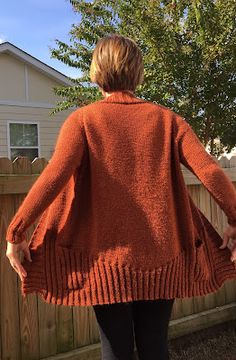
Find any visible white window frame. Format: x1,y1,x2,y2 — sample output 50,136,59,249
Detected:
7,120,41,161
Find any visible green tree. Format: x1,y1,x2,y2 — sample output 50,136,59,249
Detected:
50,0,236,156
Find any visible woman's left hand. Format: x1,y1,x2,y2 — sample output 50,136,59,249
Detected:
6,239,32,281
220,225,236,263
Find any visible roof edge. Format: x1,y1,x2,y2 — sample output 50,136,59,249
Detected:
0,42,74,86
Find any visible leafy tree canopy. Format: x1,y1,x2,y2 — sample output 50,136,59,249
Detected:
51,0,236,156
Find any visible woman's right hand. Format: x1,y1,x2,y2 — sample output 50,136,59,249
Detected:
219,225,236,262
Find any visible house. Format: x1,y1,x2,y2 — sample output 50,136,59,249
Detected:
0,42,73,162
1,42,234,162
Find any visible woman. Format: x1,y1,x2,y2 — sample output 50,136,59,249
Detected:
5,34,236,360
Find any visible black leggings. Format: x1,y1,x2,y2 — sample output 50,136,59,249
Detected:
93,298,175,360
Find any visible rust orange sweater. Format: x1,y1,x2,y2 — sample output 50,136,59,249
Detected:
5,91,236,306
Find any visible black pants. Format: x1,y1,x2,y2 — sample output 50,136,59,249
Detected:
93,298,175,360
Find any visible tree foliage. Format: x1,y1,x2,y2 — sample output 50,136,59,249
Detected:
50,0,236,156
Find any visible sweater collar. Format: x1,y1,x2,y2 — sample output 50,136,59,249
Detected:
99,90,148,104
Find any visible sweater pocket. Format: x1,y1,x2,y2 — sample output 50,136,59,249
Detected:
193,237,211,281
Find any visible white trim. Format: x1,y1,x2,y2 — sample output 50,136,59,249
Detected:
7,120,40,160
0,100,55,108
37,122,41,157
7,120,10,160
0,42,73,86
24,64,29,101
10,146,40,149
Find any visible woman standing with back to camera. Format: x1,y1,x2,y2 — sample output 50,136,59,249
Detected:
5,34,236,360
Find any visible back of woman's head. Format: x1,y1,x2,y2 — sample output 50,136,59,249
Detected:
90,34,144,92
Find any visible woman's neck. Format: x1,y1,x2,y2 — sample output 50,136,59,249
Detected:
101,89,134,98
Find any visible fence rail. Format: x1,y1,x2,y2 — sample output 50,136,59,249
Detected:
0,155,236,360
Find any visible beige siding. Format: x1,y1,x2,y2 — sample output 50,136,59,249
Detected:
0,54,26,101
0,50,74,160
0,122,7,157
0,52,64,104
27,66,62,104
0,105,71,160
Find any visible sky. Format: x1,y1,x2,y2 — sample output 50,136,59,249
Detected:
0,0,82,79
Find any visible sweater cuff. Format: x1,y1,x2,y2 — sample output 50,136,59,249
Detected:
6,215,27,244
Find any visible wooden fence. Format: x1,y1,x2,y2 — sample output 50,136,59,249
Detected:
0,155,236,360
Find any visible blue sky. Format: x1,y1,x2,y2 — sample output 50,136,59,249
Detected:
1,0,82,78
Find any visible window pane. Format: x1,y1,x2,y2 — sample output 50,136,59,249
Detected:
10,123,24,146
11,148,38,162
23,124,38,146
10,123,38,146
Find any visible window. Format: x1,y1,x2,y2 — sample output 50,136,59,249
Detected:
8,122,39,162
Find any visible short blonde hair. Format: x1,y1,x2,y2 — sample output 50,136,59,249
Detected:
90,34,144,92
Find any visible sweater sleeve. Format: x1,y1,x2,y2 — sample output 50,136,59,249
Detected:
6,109,86,244
176,116,236,227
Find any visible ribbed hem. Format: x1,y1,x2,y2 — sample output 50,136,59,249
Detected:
20,215,236,307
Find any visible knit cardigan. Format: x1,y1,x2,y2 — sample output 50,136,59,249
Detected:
6,91,236,307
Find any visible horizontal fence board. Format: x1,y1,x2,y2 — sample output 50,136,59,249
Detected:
40,302,236,360
0,168,235,194
168,301,236,339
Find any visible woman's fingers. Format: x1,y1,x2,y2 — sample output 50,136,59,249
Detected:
227,225,236,240
6,239,32,282
230,240,236,262
6,251,27,281
219,230,229,249
220,225,236,249
10,257,27,281
22,244,32,262
219,226,236,266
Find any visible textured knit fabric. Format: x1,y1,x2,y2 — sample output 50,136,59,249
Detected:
5,90,236,306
